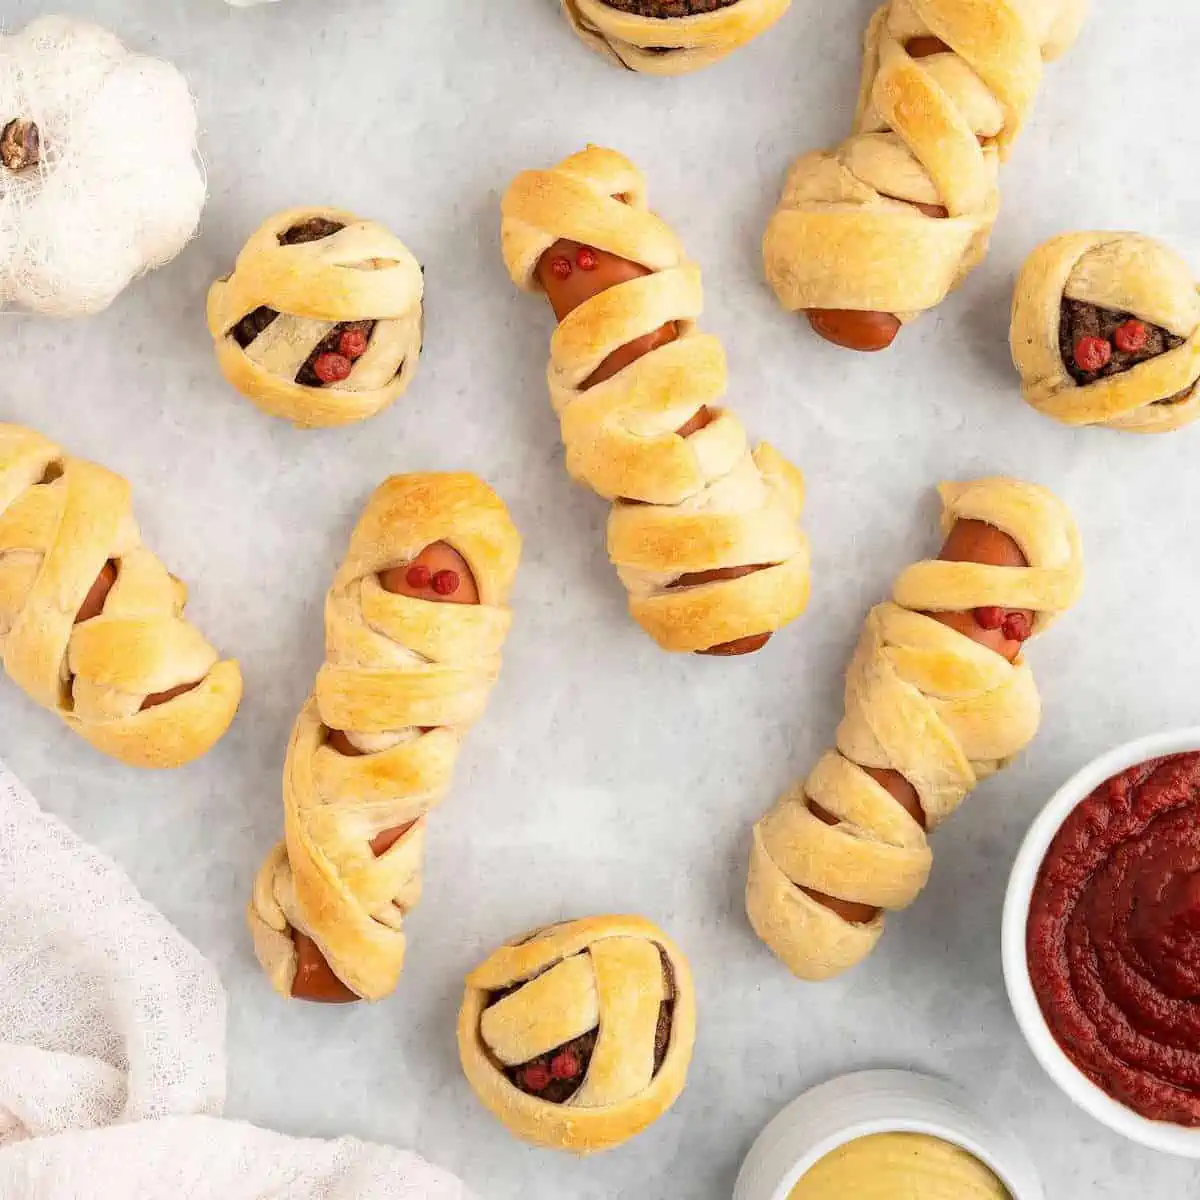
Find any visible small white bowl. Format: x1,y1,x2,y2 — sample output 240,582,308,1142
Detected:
1002,727,1200,1159
733,1069,1042,1200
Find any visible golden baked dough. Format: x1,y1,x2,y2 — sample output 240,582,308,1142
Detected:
1011,232,1200,433
763,0,1087,334
458,915,696,1154
248,474,520,1002
502,145,810,654
0,423,242,768
747,478,1083,981
560,0,790,76
207,207,423,428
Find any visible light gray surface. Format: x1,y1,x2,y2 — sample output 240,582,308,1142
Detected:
1,2,1196,1197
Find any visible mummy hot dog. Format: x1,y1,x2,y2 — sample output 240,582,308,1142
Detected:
501,145,810,656
560,0,790,76
0,423,242,768
248,474,520,1002
762,0,1087,352
746,478,1083,981
1012,232,1200,432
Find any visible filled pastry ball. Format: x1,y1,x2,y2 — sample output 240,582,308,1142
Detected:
560,0,790,75
1011,232,1200,433
206,207,423,428
457,915,696,1154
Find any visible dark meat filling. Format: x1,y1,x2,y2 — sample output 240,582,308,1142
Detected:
654,945,676,1075
231,305,279,349
490,946,676,1103
653,998,673,1074
603,0,741,13
278,217,346,246
1060,298,1187,404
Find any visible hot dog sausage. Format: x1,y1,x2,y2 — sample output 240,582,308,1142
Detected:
798,518,1032,925
140,682,200,710
75,562,116,624
905,36,952,57
291,539,480,1003
291,932,359,1004
806,310,903,353
535,239,772,656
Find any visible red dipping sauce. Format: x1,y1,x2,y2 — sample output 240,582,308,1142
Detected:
1027,752,1200,1126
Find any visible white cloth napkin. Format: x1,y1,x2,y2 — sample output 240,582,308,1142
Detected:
0,757,473,1198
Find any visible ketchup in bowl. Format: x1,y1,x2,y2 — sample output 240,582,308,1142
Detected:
1027,752,1200,1126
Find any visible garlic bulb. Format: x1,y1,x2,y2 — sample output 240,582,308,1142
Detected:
0,16,205,316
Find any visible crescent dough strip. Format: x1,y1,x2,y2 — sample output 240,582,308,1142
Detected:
747,477,1083,981
560,0,790,76
763,0,1086,328
248,474,520,1002
502,145,810,654
1012,231,1200,433
207,207,423,428
0,423,242,767
458,914,697,1154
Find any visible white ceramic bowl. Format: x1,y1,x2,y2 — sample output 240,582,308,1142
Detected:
1002,727,1200,1159
733,1069,1042,1200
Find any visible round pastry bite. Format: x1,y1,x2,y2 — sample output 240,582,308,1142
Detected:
560,0,790,76
206,207,423,428
1011,232,1200,433
458,915,696,1154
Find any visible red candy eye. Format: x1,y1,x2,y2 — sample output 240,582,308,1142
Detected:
1073,335,1112,373
549,256,572,280
550,1049,579,1080
1113,319,1148,354
405,564,431,589
432,569,459,596
521,1063,551,1092
1002,611,1032,643
974,606,1005,630
339,328,369,359
576,247,598,271
313,352,352,383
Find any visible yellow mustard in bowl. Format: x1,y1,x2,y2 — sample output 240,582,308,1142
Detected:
788,1132,1011,1200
